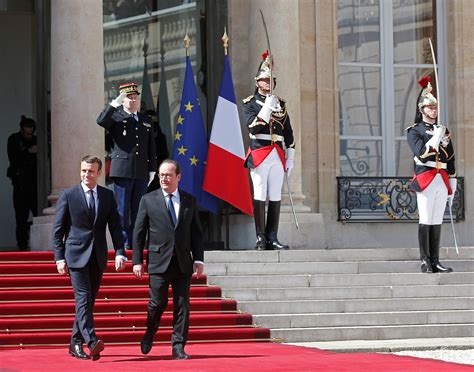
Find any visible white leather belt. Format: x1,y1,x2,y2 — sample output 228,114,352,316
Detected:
414,157,447,170
249,133,284,142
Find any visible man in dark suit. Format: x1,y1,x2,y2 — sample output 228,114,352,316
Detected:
97,82,158,249
132,159,203,360
52,155,126,360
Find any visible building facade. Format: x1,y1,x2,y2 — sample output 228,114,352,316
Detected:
1,0,472,250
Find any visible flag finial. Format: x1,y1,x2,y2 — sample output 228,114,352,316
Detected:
222,27,229,55
183,33,191,56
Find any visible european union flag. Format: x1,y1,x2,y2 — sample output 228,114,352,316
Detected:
172,56,219,213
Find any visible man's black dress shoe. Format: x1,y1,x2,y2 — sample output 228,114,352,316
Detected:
140,337,153,355
88,339,104,359
69,343,89,359
172,347,190,360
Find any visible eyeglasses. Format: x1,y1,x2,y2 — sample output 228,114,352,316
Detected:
159,173,175,179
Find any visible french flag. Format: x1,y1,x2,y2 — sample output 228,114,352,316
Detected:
203,55,253,216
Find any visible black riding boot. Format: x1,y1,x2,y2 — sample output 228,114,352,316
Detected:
429,224,452,273
418,224,431,273
265,201,289,250
253,200,266,250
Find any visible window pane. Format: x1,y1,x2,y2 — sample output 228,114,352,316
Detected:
340,139,382,176
393,0,435,64
339,66,381,136
338,0,380,63
395,139,413,176
393,67,434,136
102,1,205,156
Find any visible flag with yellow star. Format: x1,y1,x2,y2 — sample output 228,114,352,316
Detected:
172,56,219,213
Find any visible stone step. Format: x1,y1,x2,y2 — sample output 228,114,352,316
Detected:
239,297,474,314
271,323,474,342
207,273,474,287
206,260,473,275
222,284,474,301
253,310,474,328
204,247,474,263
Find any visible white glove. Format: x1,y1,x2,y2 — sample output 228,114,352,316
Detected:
110,92,127,108
148,171,156,186
258,95,280,123
425,125,446,152
285,148,295,178
447,178,457,207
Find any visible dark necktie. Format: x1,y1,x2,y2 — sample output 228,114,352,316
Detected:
167,194,177,226
88,190,96,221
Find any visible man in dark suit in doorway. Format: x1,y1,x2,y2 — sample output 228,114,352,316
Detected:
52,155,126,360
132,159,203,360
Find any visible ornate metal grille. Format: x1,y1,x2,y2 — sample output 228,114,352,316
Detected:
337,177,465,222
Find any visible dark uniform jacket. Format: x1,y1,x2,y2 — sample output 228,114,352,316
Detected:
407,121,455,192
242,92,295,169
132,189,203,276
7,131,37,187
97,105,157,180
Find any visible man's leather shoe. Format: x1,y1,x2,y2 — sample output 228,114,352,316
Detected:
88,339,104,359
140,337,153,355
420,258,432,273
172,347,190,360
69,343,89,359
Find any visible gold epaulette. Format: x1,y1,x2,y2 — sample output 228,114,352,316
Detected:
242,95,253,103
405,122,418,131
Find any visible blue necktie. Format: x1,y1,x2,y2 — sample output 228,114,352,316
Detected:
88,190,96,221
167,194,177,226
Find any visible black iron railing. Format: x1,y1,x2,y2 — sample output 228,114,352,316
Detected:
337,177,465,222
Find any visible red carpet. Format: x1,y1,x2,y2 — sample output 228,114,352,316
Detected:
0,251,270,347
0,342,471,371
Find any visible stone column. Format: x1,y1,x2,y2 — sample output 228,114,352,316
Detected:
30,0,105,250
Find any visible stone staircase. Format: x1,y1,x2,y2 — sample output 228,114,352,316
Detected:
204,248,474,342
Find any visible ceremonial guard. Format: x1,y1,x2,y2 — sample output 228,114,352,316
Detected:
407,76,456,273
243,51,295,250
97,83,157,249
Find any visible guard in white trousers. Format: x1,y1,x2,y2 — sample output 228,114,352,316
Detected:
407,76,456,273
243,51,295,250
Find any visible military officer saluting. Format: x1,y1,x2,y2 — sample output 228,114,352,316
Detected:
97,83,157,249
407,76,456,273
243,51,295,250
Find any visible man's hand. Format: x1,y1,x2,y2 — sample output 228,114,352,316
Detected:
29,145,38,154
193,262,204,278
285,148,295,178
133,264,144,279
148,171,156,186
115,256,126,272
110,92,127,108
56,261,69,276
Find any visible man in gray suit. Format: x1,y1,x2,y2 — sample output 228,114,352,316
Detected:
52,155,126,360
132,159,203,360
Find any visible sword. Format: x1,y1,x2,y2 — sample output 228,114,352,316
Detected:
285,172,299,230
448,201,459,255
259,9,299,229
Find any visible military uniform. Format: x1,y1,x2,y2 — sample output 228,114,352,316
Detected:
407,76,456,273
243,51,296,251
97,83,157,248
97,105,157,180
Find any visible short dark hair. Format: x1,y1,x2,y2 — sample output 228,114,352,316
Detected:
19,115,36,130
159,159,181,175
81,155,102,171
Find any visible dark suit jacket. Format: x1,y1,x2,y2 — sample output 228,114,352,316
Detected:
52,184,125,270
132,189,203,275
97,105,157,180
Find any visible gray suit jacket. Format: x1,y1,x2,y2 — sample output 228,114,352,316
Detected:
52,183,125,270
132,189,203,275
